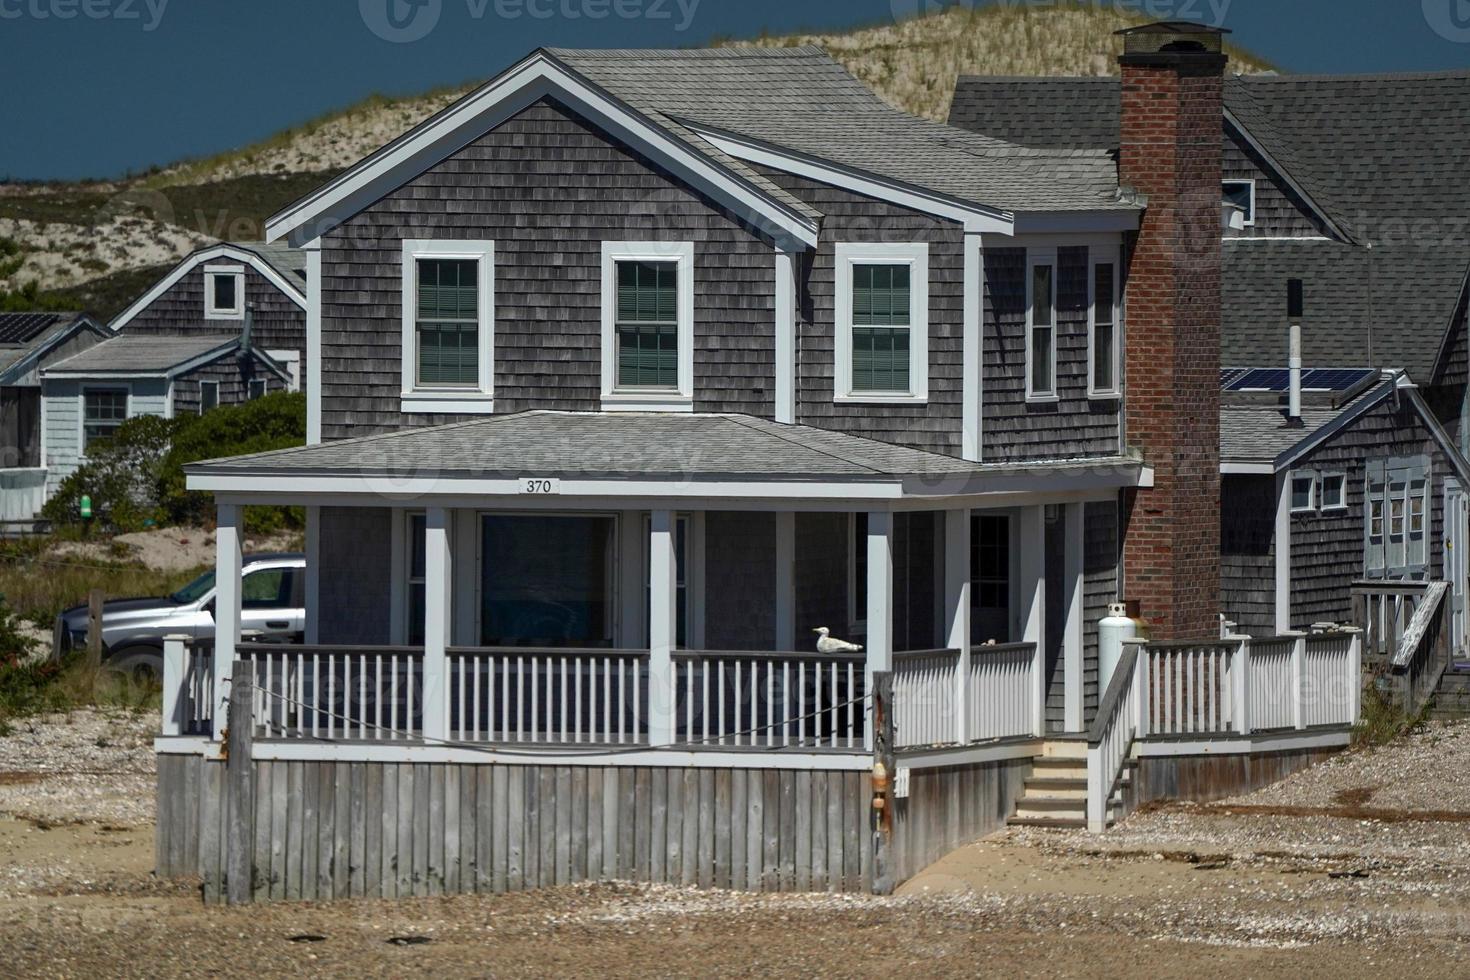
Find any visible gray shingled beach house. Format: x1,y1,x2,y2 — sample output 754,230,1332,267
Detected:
156,24,1386,902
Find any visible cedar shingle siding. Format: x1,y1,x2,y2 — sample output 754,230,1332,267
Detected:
171,357,286,416
320,97,776,441
1222,131,1332,240
1289,396,1454,628
125,264,305,368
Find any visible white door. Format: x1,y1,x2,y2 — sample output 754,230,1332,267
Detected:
1446,481,1468,653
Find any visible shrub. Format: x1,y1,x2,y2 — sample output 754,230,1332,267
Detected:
44,391,306,533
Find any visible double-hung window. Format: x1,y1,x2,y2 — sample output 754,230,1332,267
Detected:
204,264,244,320
1089,251,1120,397
834,242,928,403
601,242,694,410
1026,250,1058,401
400,240,495,412
82,388,128,453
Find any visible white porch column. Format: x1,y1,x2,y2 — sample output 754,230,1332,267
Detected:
1274,471,1292,634
649,509,678,746
303,238,322,446
944,508,972,745
865,511,894,751
774,248,798,425
775,512,796,651
423,507,453,742
211,502,243,740
1063,502,1085,732
1018,505,1047,737
962,232,984,461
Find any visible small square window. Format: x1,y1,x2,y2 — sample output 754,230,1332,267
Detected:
1321,473,1346,510
248,379,267,400
1290,474,1316,513
204,266,244,319
1223,180,1255,226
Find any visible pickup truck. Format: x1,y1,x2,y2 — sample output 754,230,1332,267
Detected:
52,552,306,678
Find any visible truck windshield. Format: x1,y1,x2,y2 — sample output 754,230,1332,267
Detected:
170,570,216,604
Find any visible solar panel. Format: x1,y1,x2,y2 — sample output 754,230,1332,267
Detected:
1222,367,1375,393
0,312,61,344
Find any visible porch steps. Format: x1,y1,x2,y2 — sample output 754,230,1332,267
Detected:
1007,740,1130,830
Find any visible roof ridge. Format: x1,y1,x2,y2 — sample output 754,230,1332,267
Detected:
719,415,890,475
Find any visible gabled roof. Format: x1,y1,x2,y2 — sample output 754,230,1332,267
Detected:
0,311,111,383
43,333,291,383
185,410,1145,500
266,46,1138,248
109,242,307,333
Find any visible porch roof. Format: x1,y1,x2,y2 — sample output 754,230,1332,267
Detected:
186,411,1145,501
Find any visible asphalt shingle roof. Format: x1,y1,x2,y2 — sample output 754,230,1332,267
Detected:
187,410,1137,483
0,311,97,377
549,46,1133,216
231,240,307,287
47,334,242,374
1219,379,1394,465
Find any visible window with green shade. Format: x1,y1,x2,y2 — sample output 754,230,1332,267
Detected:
851,263,912,393
416,258,479,387
615,260,679,389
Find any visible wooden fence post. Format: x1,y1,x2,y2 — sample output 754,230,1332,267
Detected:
160,635,187,736
225,662,255,905
870,671,895,896
85,588,104,668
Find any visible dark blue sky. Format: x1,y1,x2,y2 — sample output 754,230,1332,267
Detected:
3,0,1468,181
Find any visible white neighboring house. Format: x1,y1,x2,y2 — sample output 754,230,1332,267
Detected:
0,311,112,522
39,334,292,500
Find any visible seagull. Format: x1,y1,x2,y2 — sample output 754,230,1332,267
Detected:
813,626,863,654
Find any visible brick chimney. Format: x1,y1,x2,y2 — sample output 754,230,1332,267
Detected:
1117,22,1227,640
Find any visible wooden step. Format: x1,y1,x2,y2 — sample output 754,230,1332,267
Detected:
1039,739,1088,761
1022,777,1088,801
1007,815,1087,829
1031,757,1087,778
1013,798,1088,821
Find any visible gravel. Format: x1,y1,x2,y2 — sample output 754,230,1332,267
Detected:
0,708,157,827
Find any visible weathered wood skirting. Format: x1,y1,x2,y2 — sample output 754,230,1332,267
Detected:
156,750,1033,903
1122,745,1343,819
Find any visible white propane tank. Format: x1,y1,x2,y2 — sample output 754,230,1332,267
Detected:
1098,602,1138,694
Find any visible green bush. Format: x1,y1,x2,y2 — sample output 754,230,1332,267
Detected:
44,391,306,533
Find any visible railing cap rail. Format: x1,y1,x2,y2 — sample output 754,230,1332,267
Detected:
1351,580,1431,596
237,642,424,655
673,648,866,663
448,645,649,658
971,641,1038,655
893,647,962,660
1139,637,1240,652
1087,645,1140,745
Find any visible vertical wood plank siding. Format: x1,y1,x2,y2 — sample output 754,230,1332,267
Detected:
123,264,307,368
157,752,1032,902
320,98,776,440
982,247,1121,461
1220,474,1277,638
1289,395,1454,628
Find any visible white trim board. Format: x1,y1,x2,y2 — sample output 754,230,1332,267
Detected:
110,244,306,332
202,263,245,320
265,52,818,250
43,342,294,386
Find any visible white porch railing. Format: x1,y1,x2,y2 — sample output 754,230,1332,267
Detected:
891,642,1041,749
161,636,215,737
1086,629,1362,832
240,643,424,740
673,651,865,750
448,647,649,745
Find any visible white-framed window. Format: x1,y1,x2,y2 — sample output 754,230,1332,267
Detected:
834,242,929,404
81,387,129,454
1320,471,1347,511
199,380,219,413
1290,471,1317,513
203,264,245,320
248,378,267,400
1365,458,1431,576
600,241,695,411
1223,179,1256,227
1088,250,1120,398
1026,249,1058,401
400,240,495,412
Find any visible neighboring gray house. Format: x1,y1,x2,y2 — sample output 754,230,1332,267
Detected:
109,240,308,391
0,311,111,520
40,334,291,497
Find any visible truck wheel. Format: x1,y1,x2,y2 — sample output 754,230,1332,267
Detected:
106,647,164,685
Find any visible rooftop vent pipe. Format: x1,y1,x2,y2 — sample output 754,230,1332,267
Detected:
1286,279,1304,428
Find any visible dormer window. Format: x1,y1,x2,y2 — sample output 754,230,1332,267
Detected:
1223,179,1256,227
204,264,244,320
600,242,694,411
399,240,495,413
834,242,929,404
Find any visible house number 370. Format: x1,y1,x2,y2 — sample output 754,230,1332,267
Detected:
519,478,561,494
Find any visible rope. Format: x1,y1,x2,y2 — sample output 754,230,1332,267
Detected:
237,679,869,758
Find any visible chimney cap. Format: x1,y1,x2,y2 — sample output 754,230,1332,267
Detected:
1116,20,1230,59
1114,21,1232,37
